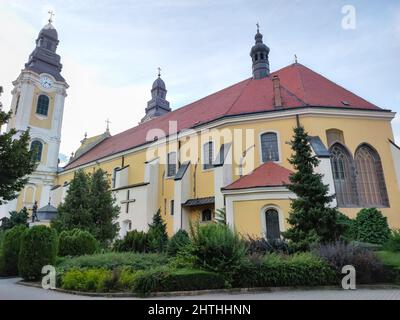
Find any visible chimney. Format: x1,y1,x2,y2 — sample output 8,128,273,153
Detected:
272,75,282,108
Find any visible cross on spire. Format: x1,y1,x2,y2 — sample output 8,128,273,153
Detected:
105,119,111,132
48,10,55,23
256,22,260,33
157,67,161,77
294,54,298,64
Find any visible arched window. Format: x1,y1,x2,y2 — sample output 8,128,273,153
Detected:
330,143,358,207
326,129,345,147
36,95,49,116
201,209,212,222
265,209,281,241
261,132,279,162
203,141,214,170
355,144,389,207
30,140,43,162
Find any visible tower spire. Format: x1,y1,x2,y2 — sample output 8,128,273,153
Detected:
141,69,171,123
250,23,270,79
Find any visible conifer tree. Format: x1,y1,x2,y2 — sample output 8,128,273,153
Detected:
89,169,119,246
148,209,168,252
283,125,344,250
51,170,92,232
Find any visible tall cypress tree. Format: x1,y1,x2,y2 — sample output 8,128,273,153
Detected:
51,170,92,232
148,209,168,252
283,125,344,250
89,169,119,246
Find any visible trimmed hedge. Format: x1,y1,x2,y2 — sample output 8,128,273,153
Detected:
0,225,27,276
56,252,169,271
161,269,225,292
58,229,99,257
18,226,58,281
233,253,337,288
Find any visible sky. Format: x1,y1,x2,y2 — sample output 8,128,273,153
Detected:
0,0,399,161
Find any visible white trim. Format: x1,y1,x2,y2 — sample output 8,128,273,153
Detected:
260,204,286,239
60,107,396,174
258,130,282,164
222,186,291,195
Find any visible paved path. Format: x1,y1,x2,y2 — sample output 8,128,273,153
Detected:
1,278,400,300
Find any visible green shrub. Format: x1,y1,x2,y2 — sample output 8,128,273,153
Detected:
18,226,58,281
354,208,390,245
233,253,336,288
315,241,390,284
190,223,246,280
58,229,99,257
161,269,225,292
0,225,27,276
57,252,169,272
118,267,137,290
167,230,190,256
385,230,400,252
113,230,149,253
337,212,357,241
133,267,169,296
61,268,112,292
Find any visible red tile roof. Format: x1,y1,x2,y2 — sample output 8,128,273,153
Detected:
223,162,293,191
64,63,382,170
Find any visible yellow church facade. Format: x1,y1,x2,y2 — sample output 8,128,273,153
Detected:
2,21,400,240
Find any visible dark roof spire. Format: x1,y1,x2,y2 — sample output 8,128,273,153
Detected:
141,69,171,123
24,16,64,81
250,23,270,79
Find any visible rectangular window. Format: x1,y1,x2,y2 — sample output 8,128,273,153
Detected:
203,142,214,170
167,152,177,177
170,200,174,216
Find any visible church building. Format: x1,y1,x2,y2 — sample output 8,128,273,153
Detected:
1,20,400,239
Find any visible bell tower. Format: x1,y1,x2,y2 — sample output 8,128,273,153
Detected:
0,15,68,218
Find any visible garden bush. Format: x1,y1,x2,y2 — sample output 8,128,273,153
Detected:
58,229,99,257
354,208,390,245
385,230,400,252
18,226,58,281
0,225,27,276
189,223,246,280
57,252,169,272
232,253,336,288
133,267,169,296
167,230,190,256
315,241,390,284
113,230,149,253
61,268,112,292
161,269,225,292
244,235,290,255
118,267,137,290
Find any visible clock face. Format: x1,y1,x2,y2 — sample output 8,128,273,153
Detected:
40,76,53,89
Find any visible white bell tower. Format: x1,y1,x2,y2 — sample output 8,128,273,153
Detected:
0,16,68,219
